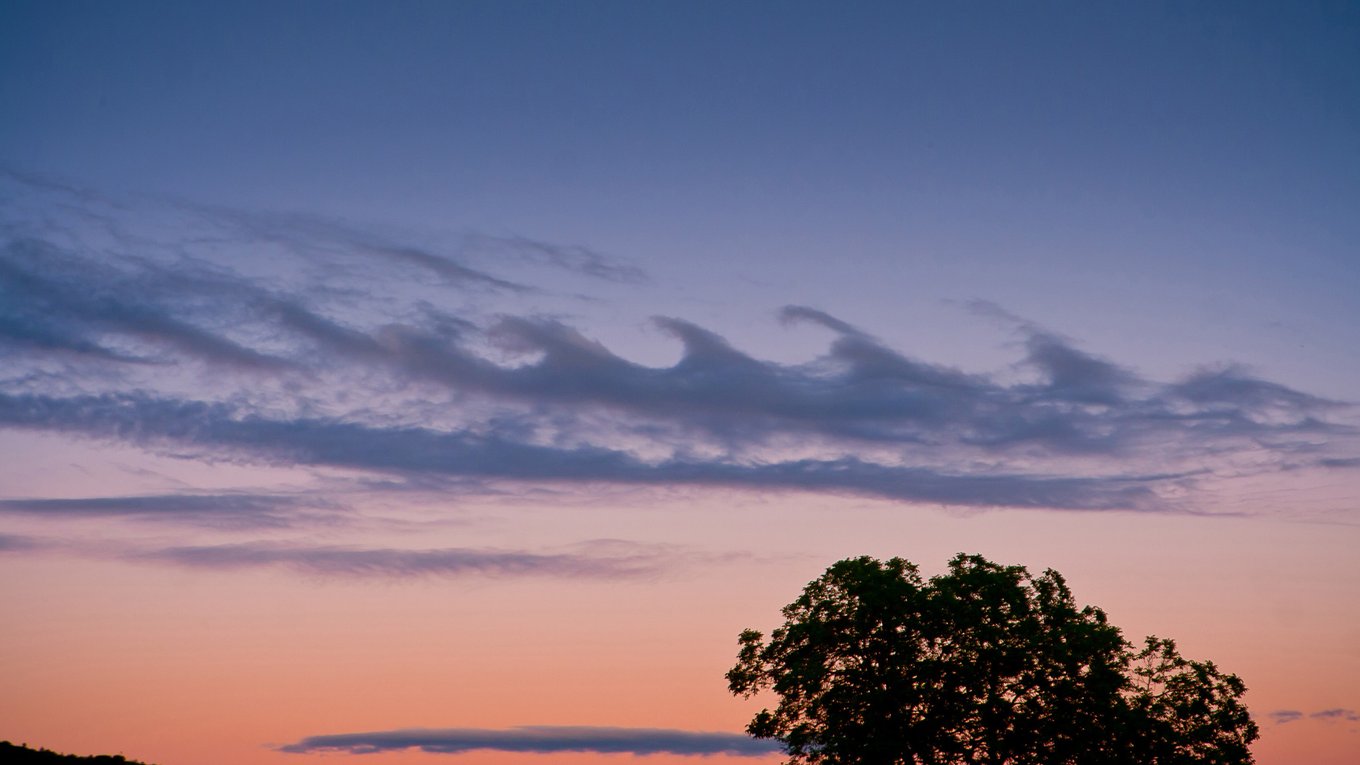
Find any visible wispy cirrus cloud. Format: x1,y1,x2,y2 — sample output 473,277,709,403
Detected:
279,726,780,756
462,232,650,285
181,204,537,293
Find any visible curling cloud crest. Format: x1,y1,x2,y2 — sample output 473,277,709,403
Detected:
0,171,1353,520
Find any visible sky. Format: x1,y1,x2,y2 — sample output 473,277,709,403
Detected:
1,2,1358,764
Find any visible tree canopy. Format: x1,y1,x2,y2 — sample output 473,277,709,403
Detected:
727,554,1258,765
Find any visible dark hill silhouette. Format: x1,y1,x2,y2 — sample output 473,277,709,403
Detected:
0,741,156,765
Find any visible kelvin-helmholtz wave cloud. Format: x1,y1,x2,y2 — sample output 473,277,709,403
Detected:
0,170,1354,536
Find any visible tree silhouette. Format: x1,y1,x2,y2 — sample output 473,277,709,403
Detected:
728,554,1258,765
0,741,154,765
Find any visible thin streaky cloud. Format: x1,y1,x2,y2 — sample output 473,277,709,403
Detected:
138,540,680,579
1310,708,1360,722
0,532,710,581
464,232,650,284
176,204,534,293
1267,708,1360,726
0,493,324,529
1267,710,1304,725
0,532,40,552
279,726,781,756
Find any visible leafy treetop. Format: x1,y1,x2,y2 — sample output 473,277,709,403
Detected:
728,554,1258,765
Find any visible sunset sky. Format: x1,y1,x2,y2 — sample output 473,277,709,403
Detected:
2,3,1358,764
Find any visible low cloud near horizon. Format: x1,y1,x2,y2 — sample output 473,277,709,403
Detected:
1267,708,1360,726
279,726,781,756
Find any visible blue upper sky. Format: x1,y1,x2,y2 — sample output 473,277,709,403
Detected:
3,1,1358,396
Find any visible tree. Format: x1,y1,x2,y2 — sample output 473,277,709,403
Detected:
727,554,1258,765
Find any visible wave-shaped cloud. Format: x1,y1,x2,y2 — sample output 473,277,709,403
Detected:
279,726,780,756
1,170,1354,520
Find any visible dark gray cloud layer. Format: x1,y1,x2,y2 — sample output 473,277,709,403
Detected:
0,390,1170,510
280,726,780,756
1,172,1354,517
2,232,1338,460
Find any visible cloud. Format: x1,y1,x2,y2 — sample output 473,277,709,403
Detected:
1311,708,1360,722
464,233,649,284
1,171,1354,519
1317,457,1360,469
287,305,1346,463
174,204,534,293
1267,708,1359,726
0,531,704,580
279,726,780,756
174,197,648,290
0,493,321,528
0,391,1171,510
0,236,289,370
138,539,681,579
0,532,39,552
1268,710,1304,725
